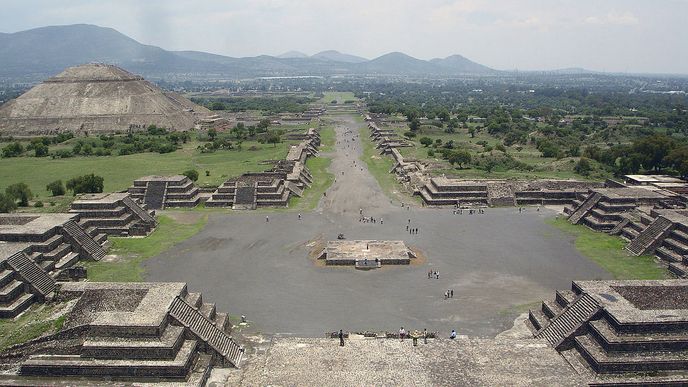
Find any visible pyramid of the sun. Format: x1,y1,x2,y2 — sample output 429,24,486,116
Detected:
0,63,211,136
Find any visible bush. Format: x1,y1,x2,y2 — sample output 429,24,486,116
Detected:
66,174,104,195
183,169,199,182
427,149,435,157
205,170,210,177
5,183,33,207
419,137,433,147
403,131,417,138
52,149,73,158
34,143,49,157
46,180,66,196
575,157,593,176
34,201,44,208
2,142,24,158
0,193,17,213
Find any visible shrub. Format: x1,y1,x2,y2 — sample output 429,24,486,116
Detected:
34,143,49,157
419,137,433,147
5,183,33,207
0,193,18,213
575,157,593,176
34,201,44,208
183,169,199,182
2,142,24,158
46,180,66,196
66,174,104,195
52,149,73,158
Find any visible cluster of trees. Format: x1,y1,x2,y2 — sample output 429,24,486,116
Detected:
582,134,688,177
199,121,282,153
0,174,104,213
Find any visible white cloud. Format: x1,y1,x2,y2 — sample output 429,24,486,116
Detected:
584,11,639,25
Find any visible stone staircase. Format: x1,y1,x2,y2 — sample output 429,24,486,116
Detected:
626,216,674,256
169,295,243,367
7,251,55,297
122,195,156,224
535,293,600,349
62,221,106,260
233,185,257,210
144,180,167,210
569,192,602,224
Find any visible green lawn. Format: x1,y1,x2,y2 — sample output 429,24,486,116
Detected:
0,303,67,351
320,92,356,104
547,217,668,280
83,214,208,282
288,156,334,211
0,139,295,203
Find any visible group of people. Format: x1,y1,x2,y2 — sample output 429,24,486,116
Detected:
452,208,485,215
428,270,440,279
444,289,455,299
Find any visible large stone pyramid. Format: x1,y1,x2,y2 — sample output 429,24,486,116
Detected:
0,63,210,136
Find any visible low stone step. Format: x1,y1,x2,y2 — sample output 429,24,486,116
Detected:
575,334,688,373
556,290,576,308
529,309,549,331
542,299,563,319
589,318,688,351
82,325,185,359
20,340,198,378
214,312,229,332
0,269,14,288
0,293,35,319
199,303,216,321
0,279,24,303
657,246,683,263
185,292,202,308
54,252,80,270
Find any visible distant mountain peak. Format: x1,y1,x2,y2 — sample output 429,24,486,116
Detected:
277,50,308,59
311,50,367,63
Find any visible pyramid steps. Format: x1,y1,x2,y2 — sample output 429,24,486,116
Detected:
535,293,600,349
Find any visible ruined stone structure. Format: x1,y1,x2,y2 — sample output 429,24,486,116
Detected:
69,193,157,237
0,214,107,318
529,280,688,384
128,175,201,210
317,240,416,269
0,63,212,136
367,118,600,207
206,129,320,209
417,177,599,207
1,282,242,385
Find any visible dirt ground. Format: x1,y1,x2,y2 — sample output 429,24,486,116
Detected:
145,113,610,337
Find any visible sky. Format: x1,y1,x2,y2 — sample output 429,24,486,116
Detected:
2,0,687,74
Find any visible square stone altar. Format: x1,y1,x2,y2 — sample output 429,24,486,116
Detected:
318,240,416,268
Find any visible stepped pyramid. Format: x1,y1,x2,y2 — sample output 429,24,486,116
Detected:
0,63,210,135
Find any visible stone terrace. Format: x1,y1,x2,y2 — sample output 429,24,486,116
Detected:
0,282,242,386
128,175,201,210
0,214,107,318
528,279,688,384
69,192,156,237
225,336,584,386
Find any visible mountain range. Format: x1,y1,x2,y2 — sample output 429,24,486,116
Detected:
0,24,496,81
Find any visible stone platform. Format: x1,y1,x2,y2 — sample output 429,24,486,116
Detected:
0,282,242,385
317,240,415,267
529,279,688,384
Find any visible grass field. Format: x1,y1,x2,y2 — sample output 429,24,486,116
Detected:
547,217,668,280
83,214,208,282
1,139,296,203
320,92,356,104
0,303,67,351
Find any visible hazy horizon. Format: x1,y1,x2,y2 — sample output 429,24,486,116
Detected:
2,0,687,74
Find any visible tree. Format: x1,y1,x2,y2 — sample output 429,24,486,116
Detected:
409,119,421,132
257,119,271,133
665,146,688,178
574,157,593,176
0,193,17,213
66,174,104,195
267,131,281,147
46,180,66,196
6,183,33,207
447,150,472,169
468,127,476,138
183,169,199,182
419,137,433,147
34,143,49,157
2,142,23,158
208,128,218,141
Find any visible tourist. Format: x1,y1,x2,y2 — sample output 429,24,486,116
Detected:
339,329,345,347
436,271,440,279
265,216,269,223
450,330,457,339
444,291,448,299
298,213,301,220
423,328,428,344
380,218,383,225
428,270,431,279
399,327,406,341
450,289,454,298
406,225,409,231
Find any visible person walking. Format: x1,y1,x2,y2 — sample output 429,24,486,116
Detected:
450,289,454,298
450,330,457,339
265,215,269,223
298,213,301,220
339,329,345,347
423,329,428,344
399,327,406,341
